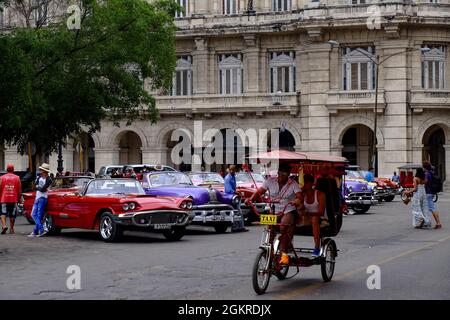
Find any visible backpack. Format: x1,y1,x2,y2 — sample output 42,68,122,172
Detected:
429,172,443,194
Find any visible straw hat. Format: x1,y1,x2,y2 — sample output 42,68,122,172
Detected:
38,163,51,173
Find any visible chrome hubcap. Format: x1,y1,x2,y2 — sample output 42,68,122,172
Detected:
257,253,270,288
100,216,113,239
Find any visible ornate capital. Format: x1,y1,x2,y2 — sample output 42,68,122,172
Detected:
194,37,207,51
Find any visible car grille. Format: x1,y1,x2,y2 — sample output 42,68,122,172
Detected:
347,192,372,200
134,212,184,225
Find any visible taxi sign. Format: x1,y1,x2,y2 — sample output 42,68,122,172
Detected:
260,214,277,225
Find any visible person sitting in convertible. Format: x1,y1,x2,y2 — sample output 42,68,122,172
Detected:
298,174,327,257
247,163,303,265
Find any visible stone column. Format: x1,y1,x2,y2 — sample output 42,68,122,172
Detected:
49,147,74,173
377,40,411,178
4,147,28,171
142,147,168,165
94,148,120,173
305,42,332,154
243,34,260,93
196,0,208,15
193,37,209,95
444,145,450,190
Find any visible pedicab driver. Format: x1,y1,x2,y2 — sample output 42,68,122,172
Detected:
247,163,303,265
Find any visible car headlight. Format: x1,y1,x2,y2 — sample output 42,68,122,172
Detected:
348,186,353,193
232,195,240,205
129,203,136,210
186,202,193,210
122,204,130,211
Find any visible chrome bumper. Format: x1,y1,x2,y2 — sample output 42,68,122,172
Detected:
115,210,194,228
192,204,241,224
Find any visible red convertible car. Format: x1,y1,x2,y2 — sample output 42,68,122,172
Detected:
23,178,194,242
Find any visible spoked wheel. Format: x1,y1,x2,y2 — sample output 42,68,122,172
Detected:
321,239,337,282
252,248,272,295
99,212,123,242
43,213,61,235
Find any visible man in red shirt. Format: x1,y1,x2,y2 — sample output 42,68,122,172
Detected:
0,164,22,234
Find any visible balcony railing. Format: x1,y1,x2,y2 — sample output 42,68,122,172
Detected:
327,90,386,113
156,93,299,116
409,89,450,112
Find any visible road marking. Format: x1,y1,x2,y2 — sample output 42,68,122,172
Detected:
274,234,450,300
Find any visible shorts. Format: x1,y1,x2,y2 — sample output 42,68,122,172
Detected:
1,203,17,219
426,194,436,212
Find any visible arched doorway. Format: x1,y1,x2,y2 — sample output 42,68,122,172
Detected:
423,125,446,180
166,129,192,172
267,128,296,151
341,125,375,170
73,133,95,173
118,131,143,165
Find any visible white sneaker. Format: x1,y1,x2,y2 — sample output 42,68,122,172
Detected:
27,232,37,238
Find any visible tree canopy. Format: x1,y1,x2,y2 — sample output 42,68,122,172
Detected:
0,0,178,155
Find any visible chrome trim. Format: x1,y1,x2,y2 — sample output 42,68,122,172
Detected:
116,209,191,227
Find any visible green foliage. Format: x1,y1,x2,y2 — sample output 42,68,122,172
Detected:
0,0,178,154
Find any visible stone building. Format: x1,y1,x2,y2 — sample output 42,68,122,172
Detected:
1,0,450,186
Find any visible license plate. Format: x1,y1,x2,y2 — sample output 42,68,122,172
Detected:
154,224,173,230
260,215,277,225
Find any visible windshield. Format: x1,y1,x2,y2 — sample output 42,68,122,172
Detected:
189,173,224,185
236,172,265,184
85,179,145,195
50,177,92,190
346,170,364,180
147,172,192,187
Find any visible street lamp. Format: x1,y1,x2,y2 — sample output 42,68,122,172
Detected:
328,40,431,176
57,142,64,174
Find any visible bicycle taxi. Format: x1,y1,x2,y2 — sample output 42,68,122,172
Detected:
245,150,348,295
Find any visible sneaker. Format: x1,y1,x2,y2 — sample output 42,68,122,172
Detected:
36,231,47,237
27,232,37,238
1,227,8,235
279,253,289,265
311,248,321,258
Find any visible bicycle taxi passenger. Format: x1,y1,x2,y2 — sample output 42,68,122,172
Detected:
247,163,303,265
297,174,327,258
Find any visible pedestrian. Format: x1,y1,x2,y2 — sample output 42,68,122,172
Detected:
423,161,442,229
0,164,22,234
28,163,52,237
365,167,375,183
224,165,248,232
405,168,430,229
391,171,400,184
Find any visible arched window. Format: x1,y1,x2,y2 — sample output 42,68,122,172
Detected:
218,54,243,95
422,45,446,90
269,51,296,93
342,46,376,91
171,56,193,96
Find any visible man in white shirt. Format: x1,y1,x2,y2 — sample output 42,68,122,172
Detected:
28,163,52,237
247,163,303,265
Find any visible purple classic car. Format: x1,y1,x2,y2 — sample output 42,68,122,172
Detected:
141,172,241,233
343,172,377,214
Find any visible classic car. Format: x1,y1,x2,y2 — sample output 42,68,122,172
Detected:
375,177,398,202
187,172,269,224
344,171,377,214
23,178,194,242
235,172,265,189
346,168,388,202
24,176,94,224
98,164,176,179
141,171,241,233
358,170,396,202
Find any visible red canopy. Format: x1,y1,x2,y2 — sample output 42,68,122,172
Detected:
248,149,348,164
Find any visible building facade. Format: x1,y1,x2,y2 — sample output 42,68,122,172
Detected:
2,0,450,185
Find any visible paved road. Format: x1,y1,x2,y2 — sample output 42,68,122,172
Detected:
1,195,449,300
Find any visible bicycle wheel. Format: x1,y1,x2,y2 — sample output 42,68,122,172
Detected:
321,239,337,282
252,248,272,295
